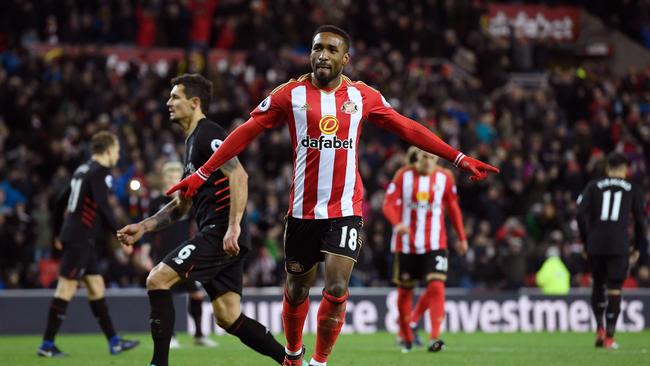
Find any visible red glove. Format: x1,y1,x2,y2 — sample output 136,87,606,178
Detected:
165,167,210,198
454,153,499,181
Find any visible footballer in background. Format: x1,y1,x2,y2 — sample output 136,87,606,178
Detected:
383,147,468,353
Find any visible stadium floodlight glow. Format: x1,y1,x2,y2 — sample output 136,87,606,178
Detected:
129,179,141,191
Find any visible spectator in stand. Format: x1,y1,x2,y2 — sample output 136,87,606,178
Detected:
536,246,571,295
0,1,649,290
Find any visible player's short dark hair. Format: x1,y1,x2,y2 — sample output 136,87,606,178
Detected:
90,131,118,154
606,152,628,169
171,74,213,111
313,25,352,52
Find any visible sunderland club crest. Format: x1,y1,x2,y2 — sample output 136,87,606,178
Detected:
341,100,358,114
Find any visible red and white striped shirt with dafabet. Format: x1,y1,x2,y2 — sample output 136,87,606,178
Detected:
382,166,466,254
251,74,402,219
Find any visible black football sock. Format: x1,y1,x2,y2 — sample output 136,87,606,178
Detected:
89,298,117,340
226,313,285,364
605,293,621,338
591,287,607,330
43,297,69,342
189,297,203,338
148,290,174,366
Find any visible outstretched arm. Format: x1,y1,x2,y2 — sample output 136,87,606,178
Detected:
371,108,498,181
166,118,266,198
142,196,192,232
116,195,192,246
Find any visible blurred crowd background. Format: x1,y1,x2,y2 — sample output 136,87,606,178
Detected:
1,0,650,291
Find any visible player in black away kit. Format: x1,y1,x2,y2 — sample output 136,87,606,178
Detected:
38,131,139,357
135,161,217,348
118,74,295,366
577,152,648,349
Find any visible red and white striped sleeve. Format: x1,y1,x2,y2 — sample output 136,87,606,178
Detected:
382,169,405,226
249,81,293,128
443,170,466,241
199,82,293,176
363,85,465,166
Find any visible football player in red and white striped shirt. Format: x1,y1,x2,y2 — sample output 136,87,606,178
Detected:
383,147,467,353
168,25,497,366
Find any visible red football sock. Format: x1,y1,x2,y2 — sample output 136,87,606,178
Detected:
427,281,445,340
410,290,430,325
313,290,348,363
282,288,310,353
397,287,414,342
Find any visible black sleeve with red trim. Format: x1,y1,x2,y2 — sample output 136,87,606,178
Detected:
90,168,118,233
200,91,288,176
198,121,229,160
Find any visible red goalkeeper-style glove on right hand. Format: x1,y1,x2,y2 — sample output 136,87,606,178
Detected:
166,167,210,198
453,153,499,181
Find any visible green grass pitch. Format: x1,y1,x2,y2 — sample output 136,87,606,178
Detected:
1,331,648,366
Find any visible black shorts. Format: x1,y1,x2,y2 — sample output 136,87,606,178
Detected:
59,239,100,280
392,250,448,285
162,230,247,300
589,254,629,288
284,215,363,275
171,279,201,293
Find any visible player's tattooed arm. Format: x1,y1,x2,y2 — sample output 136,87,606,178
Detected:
141,195,192,232
117,195,191,246
218,156,241,175
219,157,248,221
219,157,248,256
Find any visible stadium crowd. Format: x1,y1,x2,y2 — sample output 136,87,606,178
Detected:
1,0,650,291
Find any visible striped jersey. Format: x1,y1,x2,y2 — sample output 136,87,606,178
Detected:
383,167,459,254
250,74,396,219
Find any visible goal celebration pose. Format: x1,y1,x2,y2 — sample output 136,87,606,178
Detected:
168,26,498,366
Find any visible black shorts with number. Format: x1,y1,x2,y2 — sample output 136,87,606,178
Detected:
589,254,629,288
59,239,100,279
284,215,363,275
393,250,448,285
162,229,247,300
